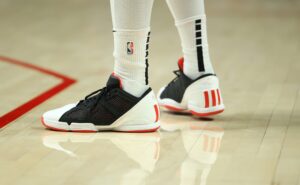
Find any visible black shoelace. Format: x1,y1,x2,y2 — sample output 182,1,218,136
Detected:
77,86,113,109
173,70,181,78
167,70,182,87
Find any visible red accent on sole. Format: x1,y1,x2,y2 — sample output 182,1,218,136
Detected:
72,130,97,133
190,109,224,117
204,91,209,108
42,116,158,133
41,117,97,133
211,90,216,107
122,126,160,133
0,56,76,129
217,89,221,105
163,105,185,112
41,117,69,132
154,104,159,122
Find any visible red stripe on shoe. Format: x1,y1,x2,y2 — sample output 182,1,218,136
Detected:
217,89,221,105
204,91,209,108
211,90,216,107
154,104,159,122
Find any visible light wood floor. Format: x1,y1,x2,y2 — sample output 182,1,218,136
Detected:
0,0,300,185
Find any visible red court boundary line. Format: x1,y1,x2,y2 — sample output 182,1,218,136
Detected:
0,56,76,128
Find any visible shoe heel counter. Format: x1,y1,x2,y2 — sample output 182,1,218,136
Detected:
119,91,160,126
184,76,224,109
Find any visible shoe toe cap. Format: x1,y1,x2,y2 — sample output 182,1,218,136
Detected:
43,103,77,122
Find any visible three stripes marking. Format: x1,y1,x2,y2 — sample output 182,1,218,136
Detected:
204,89,221,108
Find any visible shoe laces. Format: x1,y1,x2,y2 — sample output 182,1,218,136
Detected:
173,70,181,78
77,86,114,109
167,70,182,87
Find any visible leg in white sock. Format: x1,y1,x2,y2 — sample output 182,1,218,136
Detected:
166,0,214,79
110,0,154,97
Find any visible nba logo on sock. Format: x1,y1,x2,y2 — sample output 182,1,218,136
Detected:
127,42,134,55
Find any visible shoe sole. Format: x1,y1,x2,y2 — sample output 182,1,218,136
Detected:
190,109,224,117
41,116,160,133
162,104,224,117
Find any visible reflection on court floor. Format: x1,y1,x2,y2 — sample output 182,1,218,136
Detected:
42,121,224,185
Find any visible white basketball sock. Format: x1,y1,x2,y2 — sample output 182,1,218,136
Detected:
166,0,215,80
110,0,154,97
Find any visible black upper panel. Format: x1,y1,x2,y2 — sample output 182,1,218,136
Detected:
59,75,151,125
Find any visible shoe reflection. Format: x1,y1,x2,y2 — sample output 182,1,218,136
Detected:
161,121,224,185
42,121,223,185
42,132,160,184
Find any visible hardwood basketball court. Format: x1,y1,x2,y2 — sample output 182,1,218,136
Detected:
0,0,300,184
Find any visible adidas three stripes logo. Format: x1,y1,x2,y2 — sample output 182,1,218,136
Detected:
203,89,222,108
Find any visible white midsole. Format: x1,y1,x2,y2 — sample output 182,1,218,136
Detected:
43,118,160,132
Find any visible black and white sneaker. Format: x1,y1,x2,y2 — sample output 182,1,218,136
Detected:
42,74,160,132
157,58,225,117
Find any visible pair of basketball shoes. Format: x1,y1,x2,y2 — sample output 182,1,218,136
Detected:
41,58,225,132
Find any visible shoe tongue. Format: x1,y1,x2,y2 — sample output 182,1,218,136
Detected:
178,57,184,71
106,74,122,89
